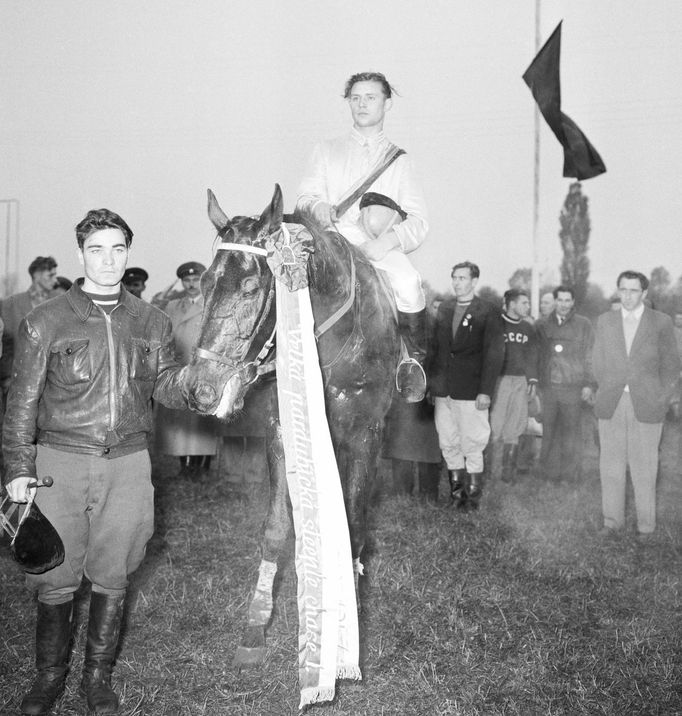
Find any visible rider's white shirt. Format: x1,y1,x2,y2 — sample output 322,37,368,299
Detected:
296,128,428,254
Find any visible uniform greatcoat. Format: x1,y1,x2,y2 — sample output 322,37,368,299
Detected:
155,295,218,456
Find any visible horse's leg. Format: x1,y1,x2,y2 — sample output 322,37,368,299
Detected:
234,412,292,668
339,420,382,610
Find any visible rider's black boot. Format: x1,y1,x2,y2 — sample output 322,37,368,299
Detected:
467,472,484,511
448,469,468,509
21,600,73,715
396,309,427,403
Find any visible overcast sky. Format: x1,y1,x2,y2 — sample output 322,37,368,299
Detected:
2,1,681,300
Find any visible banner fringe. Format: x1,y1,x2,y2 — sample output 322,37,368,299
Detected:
299,686,336,710
337,665,362,680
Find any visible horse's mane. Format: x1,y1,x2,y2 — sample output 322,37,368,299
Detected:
289,208,354,299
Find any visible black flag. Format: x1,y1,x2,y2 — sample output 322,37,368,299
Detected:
523,21,606,180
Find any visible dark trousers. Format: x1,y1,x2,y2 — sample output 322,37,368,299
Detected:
539,388,583,482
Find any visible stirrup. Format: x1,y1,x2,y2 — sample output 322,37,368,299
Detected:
395,357,427,403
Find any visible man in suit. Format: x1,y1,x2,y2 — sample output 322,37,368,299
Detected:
592,270,680,539
429,261,504,510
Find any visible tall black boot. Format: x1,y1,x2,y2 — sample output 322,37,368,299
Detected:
467,472,484,511
448,469,468,509
501,444,518,484
396,309,427,403
80,592,125,714
21,600,73,716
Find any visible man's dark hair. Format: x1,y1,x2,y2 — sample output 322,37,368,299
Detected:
343,72,396,99
503,288,529,309
616,270,649,291
451,261,480,280
28,256,57,277
75,208,133,249
553,284,575,299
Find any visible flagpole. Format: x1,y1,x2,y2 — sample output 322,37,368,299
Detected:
531,0,541,318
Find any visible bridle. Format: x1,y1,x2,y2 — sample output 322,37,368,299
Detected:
194,222,360,383
194,239,277,386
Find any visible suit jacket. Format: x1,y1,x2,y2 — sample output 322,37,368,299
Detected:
592,307,680,422
428,296,504,400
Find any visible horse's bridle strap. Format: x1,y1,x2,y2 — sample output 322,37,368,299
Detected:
194,346,236,367
216,242,267,256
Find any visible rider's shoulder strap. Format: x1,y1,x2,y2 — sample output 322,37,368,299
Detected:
333,144,406,220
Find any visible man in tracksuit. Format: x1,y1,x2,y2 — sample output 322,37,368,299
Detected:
3,208,187,715
489,289,538,483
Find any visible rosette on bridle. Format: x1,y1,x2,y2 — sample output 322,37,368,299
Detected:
265,225,314,292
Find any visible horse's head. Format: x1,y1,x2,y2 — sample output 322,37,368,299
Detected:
185,185,283,419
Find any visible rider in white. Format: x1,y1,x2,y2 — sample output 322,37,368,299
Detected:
297,71,429,401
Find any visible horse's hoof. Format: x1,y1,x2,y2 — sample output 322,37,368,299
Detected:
233,646,266,668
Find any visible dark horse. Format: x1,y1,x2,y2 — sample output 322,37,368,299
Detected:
184,184,400,663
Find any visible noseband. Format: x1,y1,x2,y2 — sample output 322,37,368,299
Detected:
194,240,277,385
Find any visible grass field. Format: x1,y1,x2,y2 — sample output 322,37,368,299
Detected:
1,419,680,715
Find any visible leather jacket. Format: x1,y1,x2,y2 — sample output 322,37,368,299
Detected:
2,282,187,483
536,309,594,389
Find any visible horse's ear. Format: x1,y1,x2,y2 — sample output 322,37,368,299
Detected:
258,184,284,233
207,189,230,231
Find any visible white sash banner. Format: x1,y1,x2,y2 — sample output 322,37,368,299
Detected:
272,224,361,710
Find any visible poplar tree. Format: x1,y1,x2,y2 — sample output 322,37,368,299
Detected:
559,182,590,308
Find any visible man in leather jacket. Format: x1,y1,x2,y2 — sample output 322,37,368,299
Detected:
535,285,594,484
3,208,187,716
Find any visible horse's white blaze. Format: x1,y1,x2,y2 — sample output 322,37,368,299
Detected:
214,374,243,420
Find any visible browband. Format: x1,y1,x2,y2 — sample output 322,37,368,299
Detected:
216,242,267,256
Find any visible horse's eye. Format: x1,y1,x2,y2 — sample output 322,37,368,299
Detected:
241,278,260,298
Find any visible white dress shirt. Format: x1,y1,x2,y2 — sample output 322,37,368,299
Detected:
622,302,644,391
297,128,428,254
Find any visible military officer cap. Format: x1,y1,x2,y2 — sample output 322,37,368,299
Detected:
122,267,149,284
176,261,206,279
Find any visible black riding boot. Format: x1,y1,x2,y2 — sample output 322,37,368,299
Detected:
396,309,427,403
467,472,484,510
501,444,518,484
80,592,125,714
21,600,73,716
448,469,468,509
